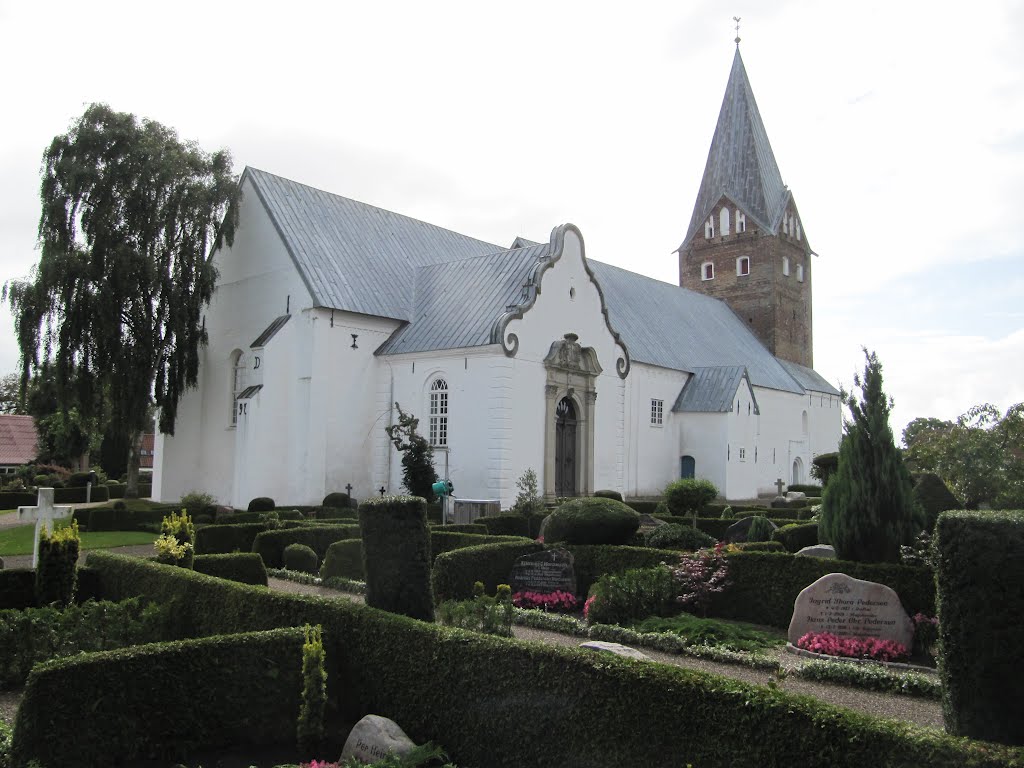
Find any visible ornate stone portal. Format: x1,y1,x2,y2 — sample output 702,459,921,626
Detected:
543,333,601,501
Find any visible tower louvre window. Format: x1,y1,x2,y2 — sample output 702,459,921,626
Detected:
720,208,730,237
704,216,715,239
702,262,715,281
782,256,790,276
736,211,746,232
797,264,804,282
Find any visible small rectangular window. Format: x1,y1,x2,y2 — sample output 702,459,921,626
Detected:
650,398,664,426
702,262,714,281
737,256,750,276
739,447,746,461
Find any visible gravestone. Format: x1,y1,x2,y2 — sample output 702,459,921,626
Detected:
18,488,74,568
726,515,777,543
341,715,417,764
788,572,914,648
795,544,836,559
580,641,652,662
785,491,807,501
510,548,576,595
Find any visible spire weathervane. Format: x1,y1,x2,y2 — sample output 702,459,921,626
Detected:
733,16,741,47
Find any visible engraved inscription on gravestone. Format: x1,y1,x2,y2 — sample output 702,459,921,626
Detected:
787,572,914,649
510,548,576,595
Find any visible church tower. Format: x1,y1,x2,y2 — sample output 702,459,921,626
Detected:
677,47,814,368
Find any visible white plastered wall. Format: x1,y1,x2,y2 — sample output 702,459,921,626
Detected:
622,363,689,497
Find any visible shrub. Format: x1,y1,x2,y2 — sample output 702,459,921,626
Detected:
645,524,716,551
594,489,623,502
181,490,217,519
562,544,681,599
320,539,364,580
773,523,819,553
746,516,776,543
36,519,80,607
819,351,917,563
585,565,676,626
359,495,433,621
437,582,513,637
543,497,640,545
935,510,1024,746
247,496,276,512
510,468,545,515
624,500,662,515
192,553,268,586
322,491,352,508
734,541,786,553
297,624,327,754
157,510,195,569
811,452,839,486
474,514,531,538
912,473,962,532
251,525,360,569
671,544,730,617
664,478,718,516
284,543,320,574
385,403,437,500
432,541,544,603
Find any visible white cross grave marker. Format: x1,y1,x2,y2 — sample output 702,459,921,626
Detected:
18,488,74,569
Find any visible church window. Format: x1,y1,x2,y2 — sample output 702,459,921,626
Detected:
702,262,714,281
797,264,804,282
230,350,244,426
650,399,663,426
736,211,746,232
739,447,746,461
704,216,715,239
782,257,790,276
719,208,730,236
429,378,449,447
736,256,750,276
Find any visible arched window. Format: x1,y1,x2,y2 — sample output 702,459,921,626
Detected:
704,216,715,239
429,378,448,447
736,211,746,233
719,208,730,237
736,256,750,276
230,350,244,426
782,256,790,276
802,410,809,435
702,262,715,281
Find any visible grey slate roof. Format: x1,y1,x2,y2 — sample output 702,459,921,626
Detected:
588,260,805,394
778,359,841,396
251,314,291,348
679,50,790,250
672,366,760,414
376,243,550,355
245,168,500,321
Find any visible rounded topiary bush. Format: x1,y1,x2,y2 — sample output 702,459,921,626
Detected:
247,497,276,512
664,478,718,516
645,523,716,551
593,489,623,502
283,543,319,574
322,491,352,509
746,515,775,543
543,497,640,545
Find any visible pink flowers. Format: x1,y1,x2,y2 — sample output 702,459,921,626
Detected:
512,590,578,612
302,761,340,768
797,631,909,662
583,594,596,621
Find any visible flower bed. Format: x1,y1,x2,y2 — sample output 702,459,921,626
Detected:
796,632,908,663
512,590,577,612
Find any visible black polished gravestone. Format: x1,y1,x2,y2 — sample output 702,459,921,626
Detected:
510,548,576,595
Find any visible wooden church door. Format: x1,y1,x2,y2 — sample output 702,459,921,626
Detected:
555,397,577,497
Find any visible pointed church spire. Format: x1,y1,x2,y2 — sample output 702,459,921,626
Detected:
678,49,789,250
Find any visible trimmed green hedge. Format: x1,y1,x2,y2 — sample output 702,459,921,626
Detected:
193,553,268,586
624,500,662,515
709,552,935,629
86,506,170,532
566,544,681,598
359,495,433,621
0,569,36,610
195,523,268,555
321,539,365,580
252,524,360,568
544,497,640,545
433,540,544,602
431,523,488,535
935,510,1024,745
79,552,1024,768
11,627,304,767
913,473,962,532
206,509,305,525
772,522,819,552
474,513,546,538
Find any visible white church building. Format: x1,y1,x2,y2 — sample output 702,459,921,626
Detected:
154,50,841,509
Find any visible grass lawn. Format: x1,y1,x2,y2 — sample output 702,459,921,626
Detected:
0,517,159,556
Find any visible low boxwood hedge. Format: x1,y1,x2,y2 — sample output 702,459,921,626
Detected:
11,627,304,767
432,540,544,602
709,552,935,629
431,523,488,535
624,500,662,515
772,522,819,552
195,523,268,555
251,524,360,568
321,539,365,580
76,552,1024,768
566,544,681,598
544,498,640,545
193,553,268,586
86,506,170,532
205,509,305,525
473,514,531,538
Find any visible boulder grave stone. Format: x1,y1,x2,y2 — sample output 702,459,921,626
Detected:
788,572,914,649
510,548,576,595
340,714,417,764
795,544,836,559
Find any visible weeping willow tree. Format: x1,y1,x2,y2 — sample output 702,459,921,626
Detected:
3,104,240,496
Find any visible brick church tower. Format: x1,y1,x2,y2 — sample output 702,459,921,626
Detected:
677,47,814,368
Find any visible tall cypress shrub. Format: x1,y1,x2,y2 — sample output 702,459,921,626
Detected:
36,519,80,607
819,350,917,563
359,495,434,621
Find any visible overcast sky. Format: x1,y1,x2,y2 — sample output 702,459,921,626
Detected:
1,0,1022,440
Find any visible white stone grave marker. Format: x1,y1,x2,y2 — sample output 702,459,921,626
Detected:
18,488,74,569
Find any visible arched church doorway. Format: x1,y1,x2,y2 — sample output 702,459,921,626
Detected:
680,455,695,479
792,457,804,485
555,397,578,497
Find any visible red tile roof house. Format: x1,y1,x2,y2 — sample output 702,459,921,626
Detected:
0,415,39,477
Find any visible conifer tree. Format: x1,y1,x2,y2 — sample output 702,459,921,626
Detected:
384,402,437,500
819,350,918,562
